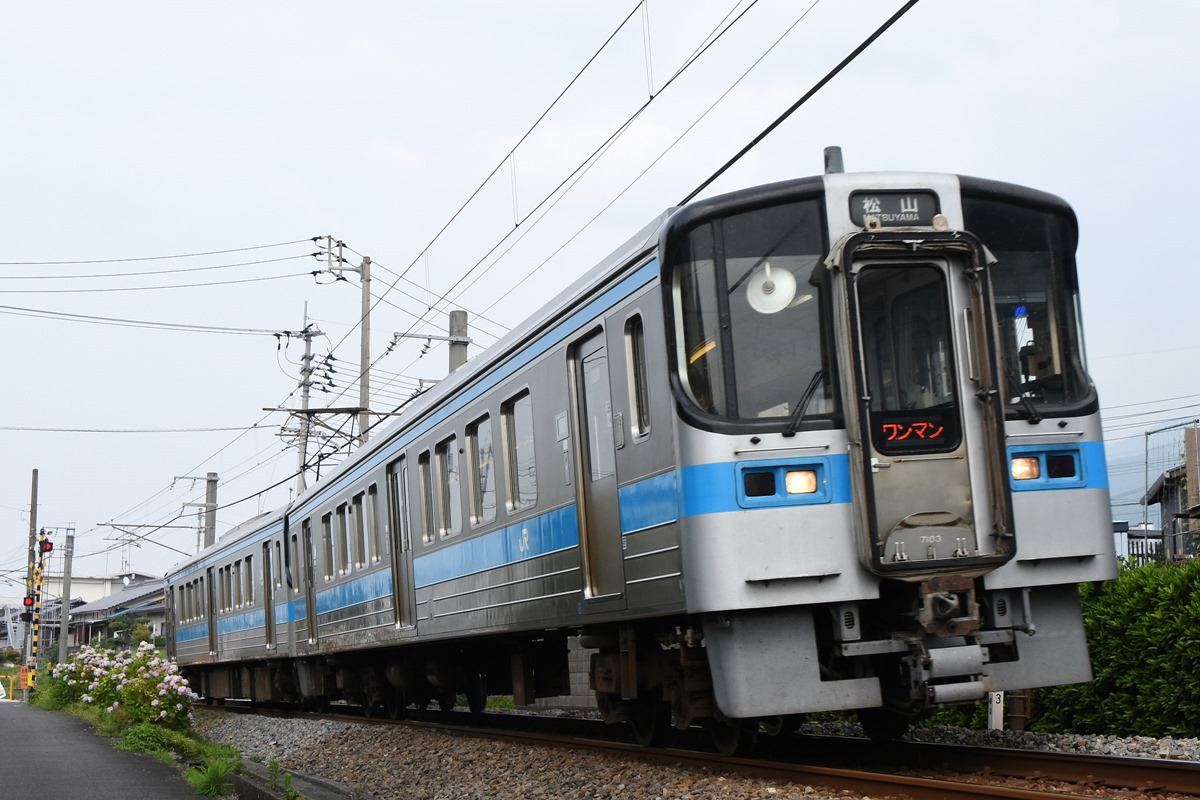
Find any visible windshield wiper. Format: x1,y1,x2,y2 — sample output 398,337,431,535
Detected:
782,369,826,437
1000,366,1042,424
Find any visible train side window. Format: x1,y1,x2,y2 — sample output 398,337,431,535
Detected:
245,555,254,606
388,457,411,552
275,540,283,588
625,314,651,439
467,415,497,526
199,576,206,616
352,492,367,568
336,503,351,574
418,451,435,545
292,527,304,594
223,566,232,611
322,513,335,581
367,484,382,562
234,560,243,608
503,390,537,510
436,434,463,537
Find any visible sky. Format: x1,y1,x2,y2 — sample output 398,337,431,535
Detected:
2,0,1197,593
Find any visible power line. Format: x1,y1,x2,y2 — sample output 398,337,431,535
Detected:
0,238,316,266
0,253,319,281
0,271,311,295
0,425,259,433
682,0,921,204
0,303,282,335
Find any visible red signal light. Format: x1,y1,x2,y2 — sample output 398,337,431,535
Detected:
40,540,53,553
23,596,34,608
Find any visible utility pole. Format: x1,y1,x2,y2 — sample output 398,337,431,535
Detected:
358,256,371,445
57,530,74,664
449,310,469,373
23,469,38,684
204,472,218,548
297,306,321,493
316,238,372,446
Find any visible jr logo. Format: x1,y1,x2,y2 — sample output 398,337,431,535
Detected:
518,528,530,554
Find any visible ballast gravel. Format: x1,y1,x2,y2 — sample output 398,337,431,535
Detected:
191,711,1200,800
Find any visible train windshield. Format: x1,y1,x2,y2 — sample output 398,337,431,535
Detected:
962,195,1093,414
668,199,837,425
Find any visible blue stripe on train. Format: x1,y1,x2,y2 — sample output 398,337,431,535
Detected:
176,622,208,643
413,504,579,588
315,568,393,615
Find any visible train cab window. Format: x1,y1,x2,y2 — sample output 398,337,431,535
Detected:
467,415,497,526
436,435,463,537
418,451,435,545
625,315,651,439
961,193,1093,412
503,390,537,510
322,513,335,581
667,198,836,426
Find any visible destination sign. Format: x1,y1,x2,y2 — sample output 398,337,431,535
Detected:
849,190,940,227
874,409,959,455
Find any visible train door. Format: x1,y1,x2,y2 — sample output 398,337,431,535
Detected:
262,541,276,649
835,244,1012,575
569,330,626,602
387,455,416,628
205,567,218,656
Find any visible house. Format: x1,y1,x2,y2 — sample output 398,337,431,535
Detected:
67,579,167,651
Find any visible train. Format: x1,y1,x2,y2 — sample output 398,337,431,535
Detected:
165,153,1117,752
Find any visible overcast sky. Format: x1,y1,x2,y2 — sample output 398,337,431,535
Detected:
1,0,1195,591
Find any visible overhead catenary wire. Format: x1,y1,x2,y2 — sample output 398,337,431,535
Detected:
0,238,315,265
45,2,904,566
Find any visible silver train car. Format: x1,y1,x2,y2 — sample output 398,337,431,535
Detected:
166,164,1117,749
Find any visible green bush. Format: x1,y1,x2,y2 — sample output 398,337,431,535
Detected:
185,757,238,797
41,641,198,729
116,723,172,753
1034,560,1200,737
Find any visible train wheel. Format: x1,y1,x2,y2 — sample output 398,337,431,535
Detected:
437,689,457,713
857,708,910,742
385,688,406,720
629,692,669,747
363,695,383,718
707,720,757,757
465,674,487,715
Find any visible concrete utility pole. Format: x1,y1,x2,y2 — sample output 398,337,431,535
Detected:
358,256,371,445
449,310,469,373
297,308,321,494
58,530,74,664
203,472,218,548
24,469,38,676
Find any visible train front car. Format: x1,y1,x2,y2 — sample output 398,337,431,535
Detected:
661,171,1116,741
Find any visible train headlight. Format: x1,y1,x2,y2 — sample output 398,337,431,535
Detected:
1011,456,1041,481
785,469,818,494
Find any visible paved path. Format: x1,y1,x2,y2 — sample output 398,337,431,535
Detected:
0,700,197,799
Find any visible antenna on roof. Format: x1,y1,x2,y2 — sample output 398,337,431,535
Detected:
824,146,845,174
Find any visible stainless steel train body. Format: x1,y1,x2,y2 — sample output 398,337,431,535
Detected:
165,169,1116,741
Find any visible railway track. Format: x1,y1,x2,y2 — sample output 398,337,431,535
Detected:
208,702,1200,799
